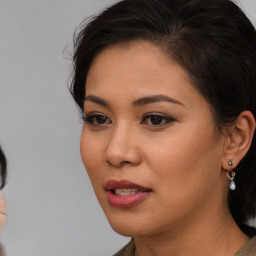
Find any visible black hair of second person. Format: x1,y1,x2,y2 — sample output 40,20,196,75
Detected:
0,146,7,189
70,0,256,236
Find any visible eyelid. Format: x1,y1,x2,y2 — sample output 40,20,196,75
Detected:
83,111,107,119
142,112,175,120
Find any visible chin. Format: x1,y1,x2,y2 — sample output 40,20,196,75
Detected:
111,223,147,237
111,225,136,237
104,211,154,238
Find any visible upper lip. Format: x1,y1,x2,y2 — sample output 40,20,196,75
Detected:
105,179,152,191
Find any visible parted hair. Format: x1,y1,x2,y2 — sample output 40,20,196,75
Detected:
70,0,256,235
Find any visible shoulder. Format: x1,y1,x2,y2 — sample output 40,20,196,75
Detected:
235,236,256,256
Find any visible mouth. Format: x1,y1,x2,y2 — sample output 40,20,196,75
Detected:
111,188,147,196
105,180,152,207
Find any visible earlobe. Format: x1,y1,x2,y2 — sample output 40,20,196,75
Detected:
222,110,255,169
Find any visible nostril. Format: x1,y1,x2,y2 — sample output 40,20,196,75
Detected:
107,159,131,168
121,161,131,165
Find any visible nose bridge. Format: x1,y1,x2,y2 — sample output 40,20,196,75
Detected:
105,121,140,167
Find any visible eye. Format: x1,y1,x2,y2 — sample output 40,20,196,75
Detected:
141,113,175,126
83,113,112,126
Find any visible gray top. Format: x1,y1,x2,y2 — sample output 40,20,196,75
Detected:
235,236,256,256
114,236,256,256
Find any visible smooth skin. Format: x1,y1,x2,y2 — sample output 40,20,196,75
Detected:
80,40,255,256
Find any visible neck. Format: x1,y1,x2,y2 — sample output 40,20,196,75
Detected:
134,207,249,256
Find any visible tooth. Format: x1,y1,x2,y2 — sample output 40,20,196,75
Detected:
114,188,140,196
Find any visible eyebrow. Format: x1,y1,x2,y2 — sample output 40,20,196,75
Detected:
133,95,184,107
84,94,184,107
84,95,109,107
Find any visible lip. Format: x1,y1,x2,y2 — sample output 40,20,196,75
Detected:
105,179,151,191
105,179,152,208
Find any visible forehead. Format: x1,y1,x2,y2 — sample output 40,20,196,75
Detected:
85,40,206,109
87,40,171,85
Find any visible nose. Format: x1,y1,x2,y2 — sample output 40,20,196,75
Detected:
105,124,142,168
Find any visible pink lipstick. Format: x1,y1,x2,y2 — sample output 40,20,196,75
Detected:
105,180,152,208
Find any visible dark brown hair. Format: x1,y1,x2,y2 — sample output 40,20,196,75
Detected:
70,0,256,235
0,146,7,189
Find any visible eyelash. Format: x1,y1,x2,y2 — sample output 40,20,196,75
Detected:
83,113,175,127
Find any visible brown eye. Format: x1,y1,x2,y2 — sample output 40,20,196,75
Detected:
96,115,108,124
141,113,175,126
150,116,164,125
83,114,111,125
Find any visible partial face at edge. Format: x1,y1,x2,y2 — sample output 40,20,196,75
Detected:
80,40,228,237
0,193,7,228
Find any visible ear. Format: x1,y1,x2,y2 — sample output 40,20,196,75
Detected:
222,111,255,169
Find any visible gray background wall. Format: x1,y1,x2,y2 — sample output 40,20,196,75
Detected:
0,0,255,256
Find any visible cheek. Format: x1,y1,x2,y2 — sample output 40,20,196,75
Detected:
143,126,222,194
80,129,105,182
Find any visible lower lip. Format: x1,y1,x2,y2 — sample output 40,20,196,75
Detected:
106,191,151,208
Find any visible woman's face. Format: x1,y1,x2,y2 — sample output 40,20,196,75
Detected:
81,41,228,237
